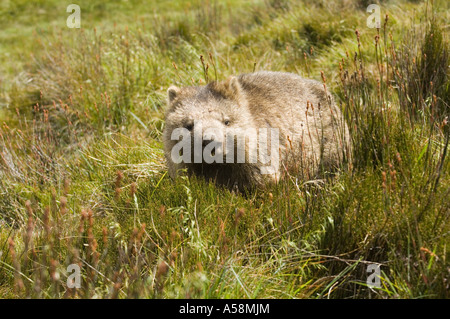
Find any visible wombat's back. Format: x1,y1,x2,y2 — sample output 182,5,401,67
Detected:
237,71,333,127
237,71,350,176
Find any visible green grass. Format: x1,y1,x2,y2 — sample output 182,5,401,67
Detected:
0,0,448,299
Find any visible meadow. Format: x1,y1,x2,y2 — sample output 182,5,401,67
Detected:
0,0,448,299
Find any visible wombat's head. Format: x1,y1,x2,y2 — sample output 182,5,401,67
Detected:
163,77,257,173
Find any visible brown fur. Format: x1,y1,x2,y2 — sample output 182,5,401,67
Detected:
163,71,351,191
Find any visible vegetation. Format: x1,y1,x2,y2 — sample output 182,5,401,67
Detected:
0,0,448,298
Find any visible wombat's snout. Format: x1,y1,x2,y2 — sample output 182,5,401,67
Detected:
203,137,222,157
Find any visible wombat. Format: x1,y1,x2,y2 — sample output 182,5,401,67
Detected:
163,71,351,191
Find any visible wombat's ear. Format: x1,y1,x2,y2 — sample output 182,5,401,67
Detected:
211,76,242,101
226,76,241,98
167,86,181,103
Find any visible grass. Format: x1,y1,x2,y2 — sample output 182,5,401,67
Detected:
0,0,449,299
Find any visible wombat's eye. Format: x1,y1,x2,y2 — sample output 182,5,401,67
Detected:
224,120,230,126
